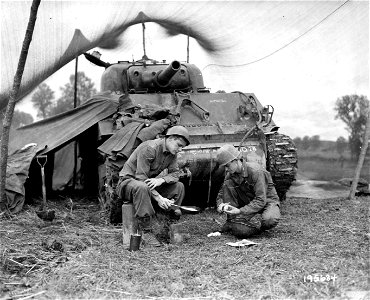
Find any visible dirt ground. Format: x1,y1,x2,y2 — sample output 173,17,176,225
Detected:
287,179,351,199
0,180,369,299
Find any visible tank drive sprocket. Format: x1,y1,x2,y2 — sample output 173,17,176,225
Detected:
266,133,298,201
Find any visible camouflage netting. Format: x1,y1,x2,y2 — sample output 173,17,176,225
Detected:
2,1,354,110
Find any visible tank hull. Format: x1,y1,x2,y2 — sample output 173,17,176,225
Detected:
178,139,268,207
95,60,298,223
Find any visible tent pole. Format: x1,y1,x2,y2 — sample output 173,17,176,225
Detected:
142,23,147,59
73,56,78,108
73,56,78,189
187,34,189,63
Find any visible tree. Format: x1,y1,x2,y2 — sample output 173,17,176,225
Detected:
334,94,369,160
49,72,97,116
309,135,320,150
293,137,302,147
349,110,370,199
336,136,347,156
302,136,310,149
31,83,54,118
12,110,34,128
0,0,41,212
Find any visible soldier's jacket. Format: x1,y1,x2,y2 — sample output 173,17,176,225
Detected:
119,138,180,183
217,160,279,218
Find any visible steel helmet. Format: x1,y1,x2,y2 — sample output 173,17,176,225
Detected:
165,125,190,146
216,144,240,166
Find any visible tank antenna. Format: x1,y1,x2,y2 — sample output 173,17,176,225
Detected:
142,22,148,60
187,34,190,63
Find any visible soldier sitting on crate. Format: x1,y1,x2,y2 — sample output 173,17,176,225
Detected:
116,126,190,247
216,144,281,238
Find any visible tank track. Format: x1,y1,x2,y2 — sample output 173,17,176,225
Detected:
266,132,298,201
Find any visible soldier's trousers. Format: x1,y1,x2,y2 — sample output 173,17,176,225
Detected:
117,178,185,218
221,202,281,238
222,179,281,238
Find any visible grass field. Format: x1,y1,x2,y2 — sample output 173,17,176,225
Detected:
296,146,369,182
297,156,369,182
0,194,369,300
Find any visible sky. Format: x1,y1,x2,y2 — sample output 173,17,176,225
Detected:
14,0,369,142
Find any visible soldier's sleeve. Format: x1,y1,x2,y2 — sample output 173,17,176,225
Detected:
239,170,267,217
215,172,230,207
216,182,225,208
135,145,155,181
161,157,180,183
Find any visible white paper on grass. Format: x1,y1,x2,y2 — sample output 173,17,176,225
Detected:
207,232,222,237
226,239,258,247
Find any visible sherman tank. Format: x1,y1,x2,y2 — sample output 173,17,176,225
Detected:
84,52,298,223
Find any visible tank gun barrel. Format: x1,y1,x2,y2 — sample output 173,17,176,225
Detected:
155,60,181,87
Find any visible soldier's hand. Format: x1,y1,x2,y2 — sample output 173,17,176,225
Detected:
224,205,241,215
217,203,229,213
157,197,174,210
145,178,165,190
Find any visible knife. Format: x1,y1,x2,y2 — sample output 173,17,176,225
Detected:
171,204,200,212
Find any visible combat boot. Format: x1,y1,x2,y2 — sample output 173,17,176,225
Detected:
137,216,162,247
222,216,261,238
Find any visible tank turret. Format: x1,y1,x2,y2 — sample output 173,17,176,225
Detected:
83,54,206,94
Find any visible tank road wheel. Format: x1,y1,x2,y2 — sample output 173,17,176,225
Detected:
266,133,298,201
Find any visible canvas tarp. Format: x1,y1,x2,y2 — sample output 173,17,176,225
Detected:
9,92,119,155
6,92,119,212
5,143,38,213
52,141,82,191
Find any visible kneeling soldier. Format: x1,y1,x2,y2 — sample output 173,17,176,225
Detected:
216,144,281,238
